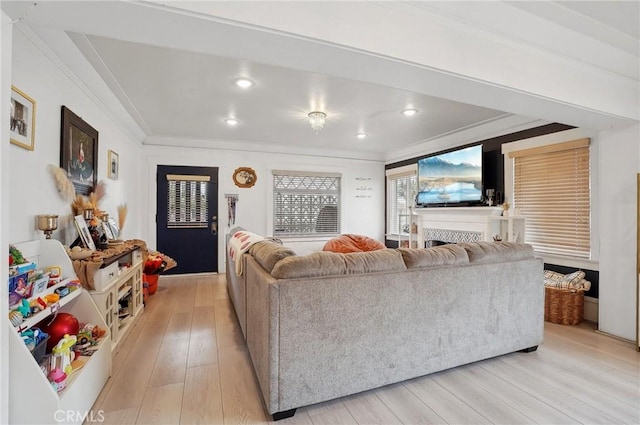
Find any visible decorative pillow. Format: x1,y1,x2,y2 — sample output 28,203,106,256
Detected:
249,240,296,273
399,245,469,269
323,234,385,254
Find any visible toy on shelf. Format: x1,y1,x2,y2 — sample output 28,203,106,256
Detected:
50,334,77,376
40,312,79,352
48,368,67,392
8,310,23,327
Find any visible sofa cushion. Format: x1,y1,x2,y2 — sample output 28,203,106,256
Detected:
323,234,385,253
271,249,406,279
343,249,406,274
249,240,296,274
398,245,469,269
272,252,346,279
459,242,534,264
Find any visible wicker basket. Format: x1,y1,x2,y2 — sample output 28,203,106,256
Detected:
544,286,584,325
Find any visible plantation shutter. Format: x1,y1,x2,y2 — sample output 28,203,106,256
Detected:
386,166,417,235
510,138,590,258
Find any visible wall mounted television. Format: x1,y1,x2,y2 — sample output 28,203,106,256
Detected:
416,144,483,207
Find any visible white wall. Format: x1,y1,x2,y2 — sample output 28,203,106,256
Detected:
143,144,384,267
1,11,13,425
8,27,143,245
598,123,640,341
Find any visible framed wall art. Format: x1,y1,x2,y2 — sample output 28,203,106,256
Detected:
60,106,98,195
10,86,36,150
233,167,257,188
108,150,119,180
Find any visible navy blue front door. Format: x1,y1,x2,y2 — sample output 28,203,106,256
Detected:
156,165,219,274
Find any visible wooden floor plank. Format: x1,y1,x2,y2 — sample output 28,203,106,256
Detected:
187,305,218,368
432,368,533,424
374,382,446,425
481,357,621,424
404,374,492,424
180,364,224,425
136,382,184,425
218,345,271,424
99,407,140,425
194,276,215,307
214,297,244,349
148,311,192,387
454,363,580,424
341,391,403,425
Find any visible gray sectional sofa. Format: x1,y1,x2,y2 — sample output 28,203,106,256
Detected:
226,234,544,420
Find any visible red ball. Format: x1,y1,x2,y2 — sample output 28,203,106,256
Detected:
40,312,80,352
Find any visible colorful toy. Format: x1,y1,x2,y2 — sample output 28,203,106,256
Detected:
16,299,31,318
48,368,67,392
40,312,79,352
50,334,77,376
8,310,23,327
44,293,60,304
30,297,47,313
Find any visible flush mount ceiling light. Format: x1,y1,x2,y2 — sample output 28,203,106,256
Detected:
308,111,327,133
225,118,238,126
402,108,418,117
234,78,254,88
356,133,367,139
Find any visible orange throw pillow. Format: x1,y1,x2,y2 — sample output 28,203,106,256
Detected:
323,234,385,253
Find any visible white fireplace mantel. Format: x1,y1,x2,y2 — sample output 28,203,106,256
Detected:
412,206,503,246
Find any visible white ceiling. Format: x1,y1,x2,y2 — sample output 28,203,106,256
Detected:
3,1,638,158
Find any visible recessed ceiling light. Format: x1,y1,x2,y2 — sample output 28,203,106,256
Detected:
356,133,367,139
402,109,418,117
235,78,254,88
225,118,238,126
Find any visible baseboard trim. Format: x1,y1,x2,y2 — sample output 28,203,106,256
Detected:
594,329,635,345
583,296,598,323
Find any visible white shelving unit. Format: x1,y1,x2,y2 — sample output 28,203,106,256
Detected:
88,248,144,351
8,239,111,425
486,216,526,243
398,214,418,248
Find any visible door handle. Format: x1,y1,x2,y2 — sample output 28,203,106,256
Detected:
211,215,218,235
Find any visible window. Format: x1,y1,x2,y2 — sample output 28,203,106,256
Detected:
386,166,417,235
511,138,590,258
166,174,209,228
272,170,341,236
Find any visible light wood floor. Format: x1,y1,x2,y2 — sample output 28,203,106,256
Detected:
93,274,640,425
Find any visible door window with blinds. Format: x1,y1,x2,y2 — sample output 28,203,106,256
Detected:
166,174,209,228
273,171,341,236
511,138,590,258
386,167,417,235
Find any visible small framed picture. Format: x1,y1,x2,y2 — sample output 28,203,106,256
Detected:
107,218,120,239
10,86,36,150
101,220,115,240
74,215,96,250
108,150,119,180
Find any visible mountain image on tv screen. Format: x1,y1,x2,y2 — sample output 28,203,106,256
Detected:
417,145,482,205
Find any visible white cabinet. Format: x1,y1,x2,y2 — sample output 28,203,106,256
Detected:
89,248,144,351
8,239,111,425
486,216,526,243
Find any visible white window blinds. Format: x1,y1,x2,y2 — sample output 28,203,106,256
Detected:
510,138,590,258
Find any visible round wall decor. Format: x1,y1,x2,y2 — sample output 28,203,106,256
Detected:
233,167,257,188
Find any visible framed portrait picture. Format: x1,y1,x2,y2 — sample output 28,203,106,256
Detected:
61,106,98,195
10,86,36,150
101,220,115,240
74,215,96,250
108,150,119,180
107,218,120,239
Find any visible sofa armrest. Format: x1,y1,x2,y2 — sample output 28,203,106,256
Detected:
245,255,280,414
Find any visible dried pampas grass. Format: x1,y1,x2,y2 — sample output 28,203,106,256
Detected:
48,164,75,201
117,204,128,233
71,195,89,216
